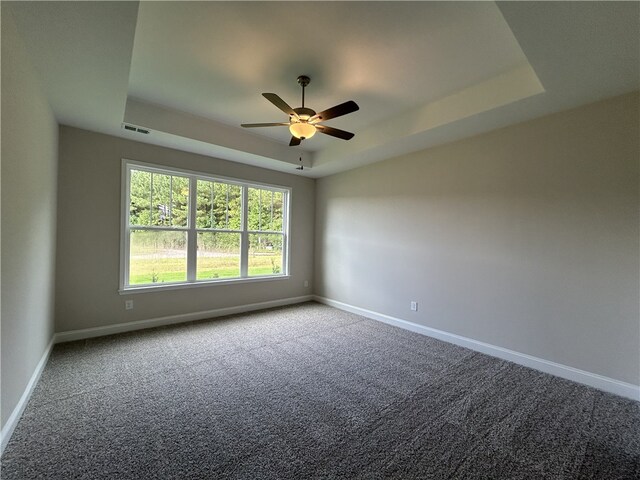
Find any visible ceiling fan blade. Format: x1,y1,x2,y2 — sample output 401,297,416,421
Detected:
241,122,289,128
316,124,355,140
310,100,359,123
289,136,302,146
263,93,298,118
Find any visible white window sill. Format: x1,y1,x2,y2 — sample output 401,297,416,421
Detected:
119,275,290,295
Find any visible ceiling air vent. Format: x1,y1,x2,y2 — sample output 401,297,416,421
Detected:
122,123,150,135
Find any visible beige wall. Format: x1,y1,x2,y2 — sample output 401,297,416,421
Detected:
1,9,59,428
55,127,315,332
315,92,640,385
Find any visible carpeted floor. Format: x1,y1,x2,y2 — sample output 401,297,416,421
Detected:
1,302,639,479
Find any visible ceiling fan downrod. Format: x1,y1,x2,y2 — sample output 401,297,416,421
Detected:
297,75,310,108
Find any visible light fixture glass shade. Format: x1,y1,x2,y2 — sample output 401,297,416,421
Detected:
289,122,316,139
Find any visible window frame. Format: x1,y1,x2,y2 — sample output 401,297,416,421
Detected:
119,159,291,294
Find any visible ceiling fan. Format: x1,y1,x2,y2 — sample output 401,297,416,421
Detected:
241,75,359,146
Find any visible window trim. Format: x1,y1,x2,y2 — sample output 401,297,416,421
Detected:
119,159,291,294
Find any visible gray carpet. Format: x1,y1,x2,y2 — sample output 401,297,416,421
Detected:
2,302,638,479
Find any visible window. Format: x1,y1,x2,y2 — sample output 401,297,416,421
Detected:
121,160,289,291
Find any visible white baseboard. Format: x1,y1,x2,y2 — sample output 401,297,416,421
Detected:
55,295,314,343
314,296,640,401
1,336,55,456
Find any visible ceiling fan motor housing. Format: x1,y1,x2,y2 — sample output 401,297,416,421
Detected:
292,107,316,120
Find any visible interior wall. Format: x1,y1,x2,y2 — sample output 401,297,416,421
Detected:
55,127,315,332
1,9,59,428
315,91,640,385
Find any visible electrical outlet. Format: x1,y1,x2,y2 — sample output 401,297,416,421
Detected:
125,300,134,310
304,280,309,288
410,301,418,312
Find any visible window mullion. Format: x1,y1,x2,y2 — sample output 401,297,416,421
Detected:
149,173,154,225
283,191,290,275
169,175,173,226
210,181,214,228
187,176,197,281
123,166,131,288
270,190,274,231
225,184,229,229
258,189,262,231
240,186,248,277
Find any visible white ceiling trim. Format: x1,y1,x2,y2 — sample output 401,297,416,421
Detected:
124,98,311,171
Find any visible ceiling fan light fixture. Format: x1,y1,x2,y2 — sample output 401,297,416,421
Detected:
289,121,316,140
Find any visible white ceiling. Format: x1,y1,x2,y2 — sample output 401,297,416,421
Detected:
5,1,639,178
128,1,528,149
